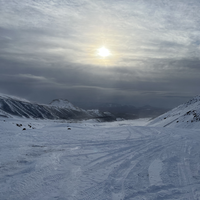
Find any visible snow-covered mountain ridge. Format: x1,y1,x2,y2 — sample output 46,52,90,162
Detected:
0,93,115,121
49,99,82,111
148,95,200,128
0,93,30,103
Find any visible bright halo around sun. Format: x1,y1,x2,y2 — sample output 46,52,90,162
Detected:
97,46,111,57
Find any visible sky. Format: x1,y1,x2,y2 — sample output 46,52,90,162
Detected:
0,0,200,109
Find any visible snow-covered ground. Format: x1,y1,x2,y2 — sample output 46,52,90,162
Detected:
1,117,200,200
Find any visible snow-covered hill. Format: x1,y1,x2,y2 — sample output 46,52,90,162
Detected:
148,95,200,128
0,93,116,121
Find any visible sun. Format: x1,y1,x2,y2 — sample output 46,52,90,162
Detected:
97,46,111,57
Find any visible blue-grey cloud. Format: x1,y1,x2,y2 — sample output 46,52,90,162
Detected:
0,0,200,108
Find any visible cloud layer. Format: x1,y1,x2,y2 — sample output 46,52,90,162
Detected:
0,0,200,108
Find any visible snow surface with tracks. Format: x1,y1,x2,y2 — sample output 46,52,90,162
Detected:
1,118,200,200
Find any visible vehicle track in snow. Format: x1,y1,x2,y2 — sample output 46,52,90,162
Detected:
74,128,200,200
1,121,200,200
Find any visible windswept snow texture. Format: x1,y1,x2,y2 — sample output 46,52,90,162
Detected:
1,118,200,200
0,94,115,121
148,95,200,128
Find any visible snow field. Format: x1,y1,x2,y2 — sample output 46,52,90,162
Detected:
0,118,200,199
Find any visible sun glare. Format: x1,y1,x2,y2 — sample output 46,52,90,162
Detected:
97,47,111,57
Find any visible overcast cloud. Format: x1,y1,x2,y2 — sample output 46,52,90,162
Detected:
0,0,200,108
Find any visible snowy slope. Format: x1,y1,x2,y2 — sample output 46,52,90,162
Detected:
0,93,30,103
0,93,116,121
147,95,200,128
0,109,11,118
1,118,200,199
